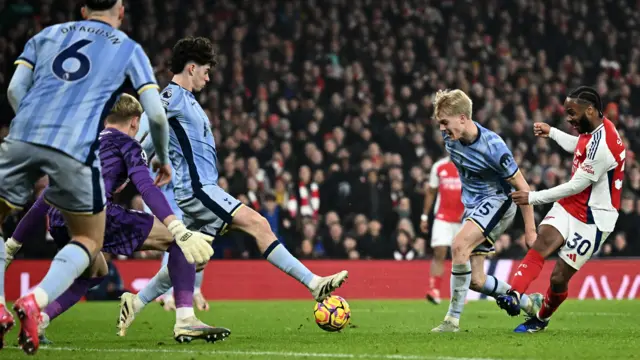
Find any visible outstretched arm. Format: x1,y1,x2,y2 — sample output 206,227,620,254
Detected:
508,171,537,247
549,127,579,153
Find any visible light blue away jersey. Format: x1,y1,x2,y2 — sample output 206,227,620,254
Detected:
161,82,219,200
443,122,519,208
136,114,182,217
9,19,158,164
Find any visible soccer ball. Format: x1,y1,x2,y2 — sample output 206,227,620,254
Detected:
313,295,351,332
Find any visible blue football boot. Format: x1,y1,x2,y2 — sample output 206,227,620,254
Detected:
514,316,549,333
496,290,521,316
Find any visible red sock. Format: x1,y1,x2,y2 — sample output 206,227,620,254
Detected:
510,249,545,294
538,286,568,320
429,276,443,292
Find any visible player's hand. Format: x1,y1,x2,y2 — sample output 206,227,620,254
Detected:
168,220,214,264
420,219,429,234
5,237,22,270
510,190,530,205
152,160,172,187
533,122,551,138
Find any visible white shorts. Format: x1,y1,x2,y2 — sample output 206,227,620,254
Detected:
541,203,610,270
431,219,461,248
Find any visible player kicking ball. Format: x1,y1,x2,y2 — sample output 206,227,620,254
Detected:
430,89,542,333
496,86,625,332
5,94,226,344
116,37,348,337
420,156,464,305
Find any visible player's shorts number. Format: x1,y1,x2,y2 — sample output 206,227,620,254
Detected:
566,232,591,256
52,39,93,82
478,201,495,216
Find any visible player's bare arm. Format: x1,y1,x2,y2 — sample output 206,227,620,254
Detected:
507,171,537,247
420,185,438,233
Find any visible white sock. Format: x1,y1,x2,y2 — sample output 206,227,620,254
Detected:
40,312,50,329
176,307,194,321
32,287,49,308
0,296,5,306
133,295,146,314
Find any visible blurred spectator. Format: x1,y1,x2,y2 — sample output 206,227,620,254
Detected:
2,0,640,261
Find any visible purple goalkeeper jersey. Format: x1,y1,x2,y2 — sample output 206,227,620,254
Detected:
13,127,172,255
100,128,150,201
48,128,173,227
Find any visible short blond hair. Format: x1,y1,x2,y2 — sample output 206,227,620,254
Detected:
107,93,143,124
433,89,473,120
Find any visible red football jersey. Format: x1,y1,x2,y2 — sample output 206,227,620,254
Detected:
558,118,625,231
429,157,464,223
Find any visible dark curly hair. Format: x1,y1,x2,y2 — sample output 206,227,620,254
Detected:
170,37,217,74
568,86,603,117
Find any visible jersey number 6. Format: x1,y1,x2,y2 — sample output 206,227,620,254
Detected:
52,39,93,82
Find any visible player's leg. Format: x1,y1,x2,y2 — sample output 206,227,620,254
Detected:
0,141,104,354
0,140,49,350
38,252,108,344
230,205,347,301
426,220,452,305
426,246,447,304
158,252,176,310
514,224,608,333
0,203,12,350
138,217,197,319
193,270,209,311
184,185,347,301
119,215,226,342
430,220,485,332
497,204,568,316
432,197,515,332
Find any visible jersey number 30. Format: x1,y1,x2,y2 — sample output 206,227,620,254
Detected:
52,40,93,82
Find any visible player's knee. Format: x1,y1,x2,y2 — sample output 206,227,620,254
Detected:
238,209,273,238
451,239,470,260
433,246,447,260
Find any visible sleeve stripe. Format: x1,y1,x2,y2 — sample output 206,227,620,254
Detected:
587,131,602,160
14,59,34,69
137,83,160,94
504,168,520,180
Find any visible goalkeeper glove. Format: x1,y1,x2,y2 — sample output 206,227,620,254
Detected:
168,220,214,264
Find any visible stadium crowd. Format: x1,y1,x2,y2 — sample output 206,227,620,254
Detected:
1,0,640,261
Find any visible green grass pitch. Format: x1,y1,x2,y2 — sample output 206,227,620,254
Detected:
3,300,640,359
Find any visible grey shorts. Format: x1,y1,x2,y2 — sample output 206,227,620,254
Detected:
464,196,517,254
177,184,243,237
0,139,105,214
